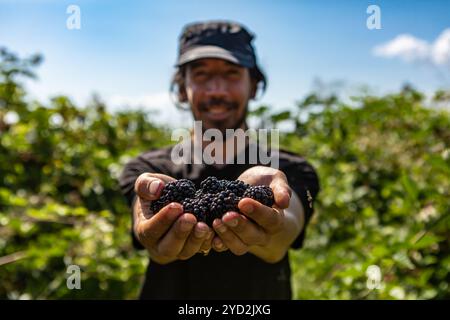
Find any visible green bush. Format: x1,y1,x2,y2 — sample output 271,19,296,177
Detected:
1,48,449,299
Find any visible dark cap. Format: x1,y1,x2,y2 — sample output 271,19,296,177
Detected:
176,20,262,70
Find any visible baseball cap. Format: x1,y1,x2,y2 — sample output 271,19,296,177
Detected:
176,20,266,83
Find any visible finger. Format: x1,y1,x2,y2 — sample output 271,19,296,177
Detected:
213,219,249,256
134,173,175,201
177,222,211,260
212,236,228,252
199,230,215,254
222,211,269,246
157,213,197,257
269,172,292,209
136,202,184,245
238,198,284,234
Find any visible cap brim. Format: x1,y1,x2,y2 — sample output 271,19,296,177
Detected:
176,45,254,68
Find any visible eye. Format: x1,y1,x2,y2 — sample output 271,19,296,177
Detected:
193,70,208,80
194,70,206,77
227,69,240,75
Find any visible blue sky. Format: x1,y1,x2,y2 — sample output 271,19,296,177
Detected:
1,0,449,126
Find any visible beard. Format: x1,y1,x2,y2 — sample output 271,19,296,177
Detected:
195,98,248,135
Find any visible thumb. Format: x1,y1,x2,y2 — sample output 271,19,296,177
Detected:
270,174,291,209
134,173,175,201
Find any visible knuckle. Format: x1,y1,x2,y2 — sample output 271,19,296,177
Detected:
136,224,153,243
277,170,287,181
136,226,146,242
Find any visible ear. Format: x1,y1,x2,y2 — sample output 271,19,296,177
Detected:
178,85,188,103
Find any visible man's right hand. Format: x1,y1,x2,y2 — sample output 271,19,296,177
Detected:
133,173,214,264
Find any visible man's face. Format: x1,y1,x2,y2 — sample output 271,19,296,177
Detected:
184,58,255,133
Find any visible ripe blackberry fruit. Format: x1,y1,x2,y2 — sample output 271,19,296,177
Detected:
222,179,249,197
194,189,204,198
209,190,240,223
181,197,208,223
242,185,275,207
150,179,195,213
149,176,275,227
200,176,224,194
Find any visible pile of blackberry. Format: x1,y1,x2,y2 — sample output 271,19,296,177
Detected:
150,176,274,226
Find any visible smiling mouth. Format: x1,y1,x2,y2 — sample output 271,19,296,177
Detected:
204,105,232,120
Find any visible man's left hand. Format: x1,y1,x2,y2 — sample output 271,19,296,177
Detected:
212,166,296,260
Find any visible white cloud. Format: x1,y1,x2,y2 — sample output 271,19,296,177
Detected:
373,28,450,67
373,34,429,62
432,29,450,65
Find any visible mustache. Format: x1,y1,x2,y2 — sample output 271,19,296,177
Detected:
198,98,238,111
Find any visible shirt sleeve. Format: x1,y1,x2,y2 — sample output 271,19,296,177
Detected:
118,151,172,250
279,155,320,250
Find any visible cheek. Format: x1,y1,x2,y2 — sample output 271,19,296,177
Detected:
231,83,251,109
186,86,202,113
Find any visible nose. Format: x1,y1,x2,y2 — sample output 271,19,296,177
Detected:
205,75,228,98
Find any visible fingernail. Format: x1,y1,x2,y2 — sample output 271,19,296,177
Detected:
149,180,161,195
215,240,223,249
242,204,253,213
217,224,227,233
181,220,194,232
195,228,207,238
169,202,181,209
225,218,238,227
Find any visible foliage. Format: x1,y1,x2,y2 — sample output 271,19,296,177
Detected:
284,89,450,299
1,48,449,299
0,48,172,299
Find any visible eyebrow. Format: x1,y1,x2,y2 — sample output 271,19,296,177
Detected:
189,61,205,69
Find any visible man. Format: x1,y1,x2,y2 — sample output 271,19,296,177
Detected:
119,20,320,299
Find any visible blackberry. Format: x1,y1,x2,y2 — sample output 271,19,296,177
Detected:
198,193,218,226
181,197,208,222
194,189,204,198
209,190,240,224
150,179,196,213
149,176,276,227
243,185,275,207
200,176,224,194
222,179,249,197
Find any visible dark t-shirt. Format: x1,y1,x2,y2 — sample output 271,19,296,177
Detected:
119,144,320,299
